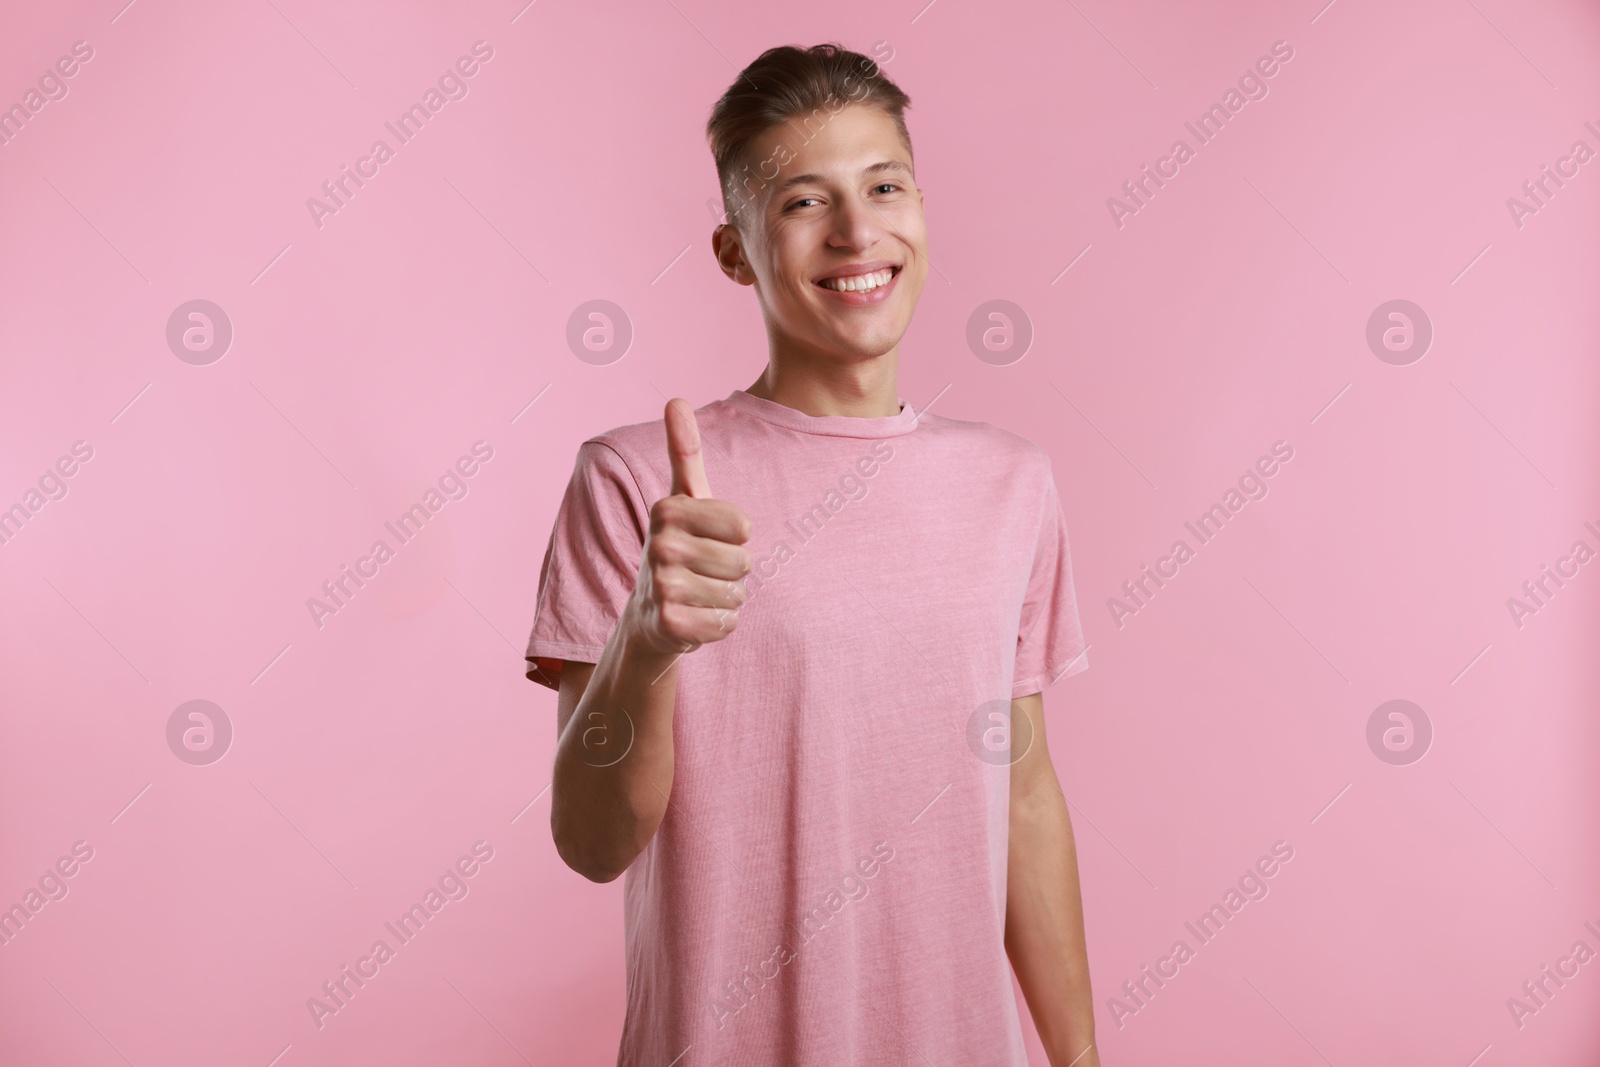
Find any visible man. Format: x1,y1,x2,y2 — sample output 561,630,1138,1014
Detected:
525,42,1100,1067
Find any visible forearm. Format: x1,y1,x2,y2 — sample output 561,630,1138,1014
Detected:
1005,790,1099,1067
550,611,682,882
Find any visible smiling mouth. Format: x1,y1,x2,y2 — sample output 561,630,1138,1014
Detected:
816,266,900,294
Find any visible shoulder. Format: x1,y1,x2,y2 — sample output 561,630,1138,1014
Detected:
579,395,734,460
914,411,1055,480
583,422,662,471
568,397,732,493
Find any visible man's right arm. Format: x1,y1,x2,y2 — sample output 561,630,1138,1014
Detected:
549,632,684,883
548,399,750,883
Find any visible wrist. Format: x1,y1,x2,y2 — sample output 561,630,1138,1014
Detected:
1046,1032,1098,1067
616,598,687,669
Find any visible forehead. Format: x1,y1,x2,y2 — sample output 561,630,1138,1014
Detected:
745,103,912,182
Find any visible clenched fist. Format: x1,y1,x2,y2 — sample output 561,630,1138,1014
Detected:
623,398,753,656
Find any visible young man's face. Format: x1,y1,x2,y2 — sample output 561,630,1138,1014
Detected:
713,103,928,367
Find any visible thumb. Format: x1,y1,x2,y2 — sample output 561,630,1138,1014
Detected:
664,398,713,499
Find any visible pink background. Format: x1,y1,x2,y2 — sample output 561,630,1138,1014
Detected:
3,0,1598,1064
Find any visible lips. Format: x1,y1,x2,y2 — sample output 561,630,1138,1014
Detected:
814,261,901,286
814,263,901,306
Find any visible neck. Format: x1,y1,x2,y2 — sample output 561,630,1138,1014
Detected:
745,345,902,418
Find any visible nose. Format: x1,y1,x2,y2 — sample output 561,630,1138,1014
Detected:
826,189,890,252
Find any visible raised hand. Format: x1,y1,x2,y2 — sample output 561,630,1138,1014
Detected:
624,398,753,656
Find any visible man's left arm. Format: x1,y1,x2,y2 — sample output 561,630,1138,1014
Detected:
1005,691,1101,1067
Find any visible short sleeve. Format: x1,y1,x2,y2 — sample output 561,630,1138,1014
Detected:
524,440,648,690
1011,468,1089,698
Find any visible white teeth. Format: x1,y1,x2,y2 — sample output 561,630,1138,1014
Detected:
820,268,894,292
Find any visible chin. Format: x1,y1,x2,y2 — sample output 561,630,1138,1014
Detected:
823,330,904,361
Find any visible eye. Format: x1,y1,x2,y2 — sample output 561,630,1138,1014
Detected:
786,197,821,211
873,183,900,194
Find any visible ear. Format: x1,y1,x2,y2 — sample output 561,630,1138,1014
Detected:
711,222,756,286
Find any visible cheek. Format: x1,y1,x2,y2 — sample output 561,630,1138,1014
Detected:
899,212,930,253
894,258,929,298
780,263,821,301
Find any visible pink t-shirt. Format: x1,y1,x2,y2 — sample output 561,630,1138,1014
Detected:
525,388,1089,1067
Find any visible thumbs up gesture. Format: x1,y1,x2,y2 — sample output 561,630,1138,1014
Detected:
624,398,753,656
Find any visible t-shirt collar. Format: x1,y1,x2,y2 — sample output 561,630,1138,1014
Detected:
722,389,921,439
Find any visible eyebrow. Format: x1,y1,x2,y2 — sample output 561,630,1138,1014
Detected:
771,160,912,195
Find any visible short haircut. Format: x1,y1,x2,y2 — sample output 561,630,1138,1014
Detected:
705,43,912,227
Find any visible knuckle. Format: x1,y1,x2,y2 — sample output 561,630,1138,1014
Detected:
645,538,668,568
648,533,682,568
658,602,686,637
650,496,682,530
